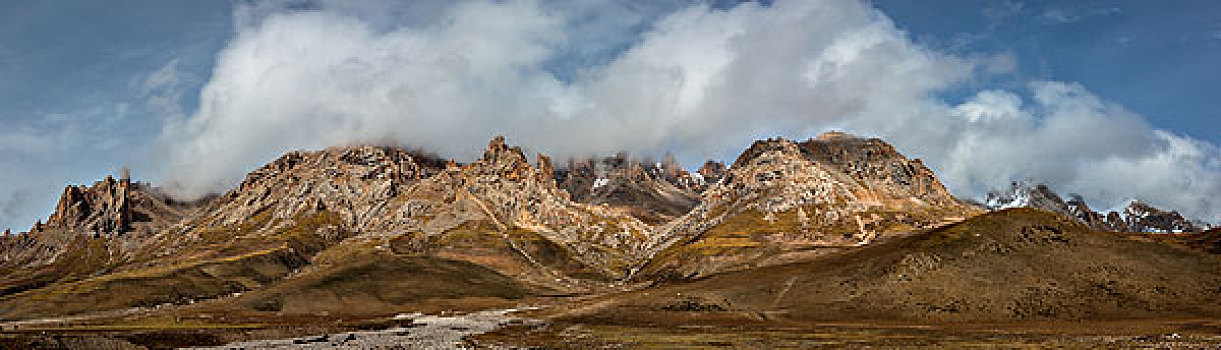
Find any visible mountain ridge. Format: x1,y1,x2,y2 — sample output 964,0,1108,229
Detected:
985,181,1208,233
1,132,1217,329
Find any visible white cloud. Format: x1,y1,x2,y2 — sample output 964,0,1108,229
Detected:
157,0,1221,223
924,81,1221,221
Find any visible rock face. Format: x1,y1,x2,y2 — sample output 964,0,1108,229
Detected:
558,154,701,225
696,160,728,189
193,145,443,232
799,131,958,202
47,176,133,234
394,137,653,284
641,132,980,279
42,173,187,236
984,182,1204,233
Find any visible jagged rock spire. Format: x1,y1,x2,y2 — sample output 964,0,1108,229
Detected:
46,174,134,234
537,152,555,184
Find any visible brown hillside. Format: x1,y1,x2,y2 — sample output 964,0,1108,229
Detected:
597,209,1221,323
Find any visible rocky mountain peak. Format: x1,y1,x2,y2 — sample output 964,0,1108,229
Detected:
799,132,954,202
1121,199,1200,233
238,145,439,194
731,137,802,169
45,175,142,234
203,145,447,231
984,181,1071,216
644,133,979,278
109,137,654,288
1064,194,1110,229
482,135,528,164
536,153,555,183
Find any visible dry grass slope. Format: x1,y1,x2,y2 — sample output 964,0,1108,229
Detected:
598,209,1221,323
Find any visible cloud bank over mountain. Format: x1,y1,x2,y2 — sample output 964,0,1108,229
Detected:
158,0,1220,222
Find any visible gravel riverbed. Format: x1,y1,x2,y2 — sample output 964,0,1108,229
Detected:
190,308,540,349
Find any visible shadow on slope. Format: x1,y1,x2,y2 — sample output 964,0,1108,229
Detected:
0,245,307,321
229,250,533,316
584,208,1221,324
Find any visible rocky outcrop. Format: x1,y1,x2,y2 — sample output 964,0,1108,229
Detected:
47,176,132,234
696,160,727,189
390,137,655,285
43,174,184,236
642,132,980,279
646,154,708,193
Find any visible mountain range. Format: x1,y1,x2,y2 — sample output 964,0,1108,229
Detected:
985,180,1209,233
1,132,1218,347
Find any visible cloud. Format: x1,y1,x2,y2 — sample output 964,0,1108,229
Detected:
1039,6,1121,24
932,81,1221,221
140,58,194,117
158,0,1221,223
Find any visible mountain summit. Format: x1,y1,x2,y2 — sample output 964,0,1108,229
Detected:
641,132,981,279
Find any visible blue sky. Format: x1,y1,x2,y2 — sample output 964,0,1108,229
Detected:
0,1,230,231
874,0,1221,144
1,0,1219,231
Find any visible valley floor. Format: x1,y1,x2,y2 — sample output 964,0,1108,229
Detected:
475,319,1221,348
3,296,1221,349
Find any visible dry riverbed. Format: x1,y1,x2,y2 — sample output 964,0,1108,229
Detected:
188,308,541,349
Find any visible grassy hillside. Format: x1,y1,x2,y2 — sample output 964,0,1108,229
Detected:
586,209,1221,323
229,250,533,316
